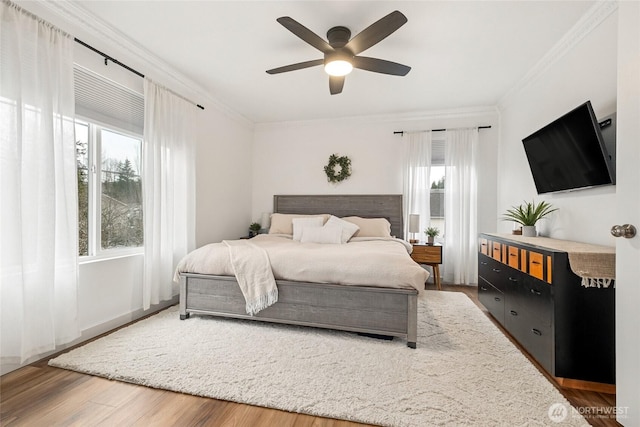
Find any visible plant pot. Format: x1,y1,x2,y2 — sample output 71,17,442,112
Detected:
427,236,435,245
522,226,537,237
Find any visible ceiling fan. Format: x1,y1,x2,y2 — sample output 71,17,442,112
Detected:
266,10,411,95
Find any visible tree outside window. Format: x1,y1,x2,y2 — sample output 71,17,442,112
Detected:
76,122,143,256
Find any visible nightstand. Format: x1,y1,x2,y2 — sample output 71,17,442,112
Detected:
410,243,442,290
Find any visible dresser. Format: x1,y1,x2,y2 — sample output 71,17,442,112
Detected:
478,233,615,391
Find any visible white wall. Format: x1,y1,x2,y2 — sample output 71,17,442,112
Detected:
252,109,499,236
497,12,618,246
196,111,254,246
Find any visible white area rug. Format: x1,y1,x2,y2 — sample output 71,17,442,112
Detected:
49,291,587,426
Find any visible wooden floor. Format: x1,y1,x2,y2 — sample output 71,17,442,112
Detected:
0,284,619,427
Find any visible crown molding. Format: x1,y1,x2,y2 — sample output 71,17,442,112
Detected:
254,106,499,132
33,0,254,130
498,0,618,111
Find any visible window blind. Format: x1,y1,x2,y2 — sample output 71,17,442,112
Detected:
431,138,445,165
74,65,144,134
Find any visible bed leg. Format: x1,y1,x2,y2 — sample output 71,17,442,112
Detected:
407,292,418,349
179,275,189,320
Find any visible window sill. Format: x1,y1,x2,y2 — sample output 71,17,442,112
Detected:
79,249,143,265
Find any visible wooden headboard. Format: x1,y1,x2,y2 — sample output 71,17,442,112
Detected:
273,194,404,239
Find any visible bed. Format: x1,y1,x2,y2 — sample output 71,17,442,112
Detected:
177,194,426,348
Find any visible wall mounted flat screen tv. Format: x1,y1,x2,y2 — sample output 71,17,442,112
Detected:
522,101,616,194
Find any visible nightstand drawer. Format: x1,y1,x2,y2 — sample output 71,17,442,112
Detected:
411,245,442,264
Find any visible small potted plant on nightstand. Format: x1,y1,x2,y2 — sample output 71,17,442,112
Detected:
424,227,440,245
249,222,262,238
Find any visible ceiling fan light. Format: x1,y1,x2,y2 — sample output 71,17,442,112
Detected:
324,60,353,77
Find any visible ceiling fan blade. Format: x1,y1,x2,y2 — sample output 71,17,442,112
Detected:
352,56,411,76
344,11,407,55
329,76,345,95
266,59,324,74
277,17,334,54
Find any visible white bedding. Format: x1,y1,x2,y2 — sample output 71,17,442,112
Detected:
175,234,429,292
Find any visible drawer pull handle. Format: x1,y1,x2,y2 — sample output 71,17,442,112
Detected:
481,243,487,247
492,268,501,273
530,289,541,296
510,310,518,316
480,261,487,265
508,277,518,282
531,261,541,265
480,286,488,291
532,329,542,336
509,253,517,257
494,297,501,302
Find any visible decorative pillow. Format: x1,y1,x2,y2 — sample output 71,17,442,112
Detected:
292,217,324,241
300,226,342,244
342,216,392,238
324,215,360,243
269,213,330,235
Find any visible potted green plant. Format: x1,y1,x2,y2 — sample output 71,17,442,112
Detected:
249,222,262,238
424,226,440,245
502,200,557,237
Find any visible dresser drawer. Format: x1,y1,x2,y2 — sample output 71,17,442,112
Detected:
528,251,544,280
411,245,442,264
505,306,553,373
507,246,520,269
478,254,507,292
478,278,505,325
479,238,489,255
491,242,502,262
520,276,552,325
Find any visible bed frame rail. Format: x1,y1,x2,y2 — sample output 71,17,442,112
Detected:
180,273,418,348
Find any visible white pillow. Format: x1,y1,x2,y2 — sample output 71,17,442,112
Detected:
324,215,360,243
292,217,324,241
300,226,343,244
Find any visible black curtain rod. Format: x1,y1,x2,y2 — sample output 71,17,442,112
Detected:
74,38,205,110
393,125,491,135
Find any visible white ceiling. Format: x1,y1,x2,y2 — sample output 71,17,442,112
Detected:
71,1,595,124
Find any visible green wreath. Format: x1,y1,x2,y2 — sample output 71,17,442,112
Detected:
324,154,352,183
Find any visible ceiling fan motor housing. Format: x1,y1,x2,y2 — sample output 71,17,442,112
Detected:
327,26,351,48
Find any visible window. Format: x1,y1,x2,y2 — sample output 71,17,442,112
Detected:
76,120,143,256
430,138,445,235
73,64,144,257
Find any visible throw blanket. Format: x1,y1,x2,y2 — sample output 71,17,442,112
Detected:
223,240,277,316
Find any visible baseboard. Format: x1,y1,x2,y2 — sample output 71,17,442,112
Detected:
555,377,616,394
79,296,179,341
0,296,179,376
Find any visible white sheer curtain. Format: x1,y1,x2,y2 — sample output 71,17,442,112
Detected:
142,79,196,310
402,131,432,240
0,1,79,364
443,128,478,285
